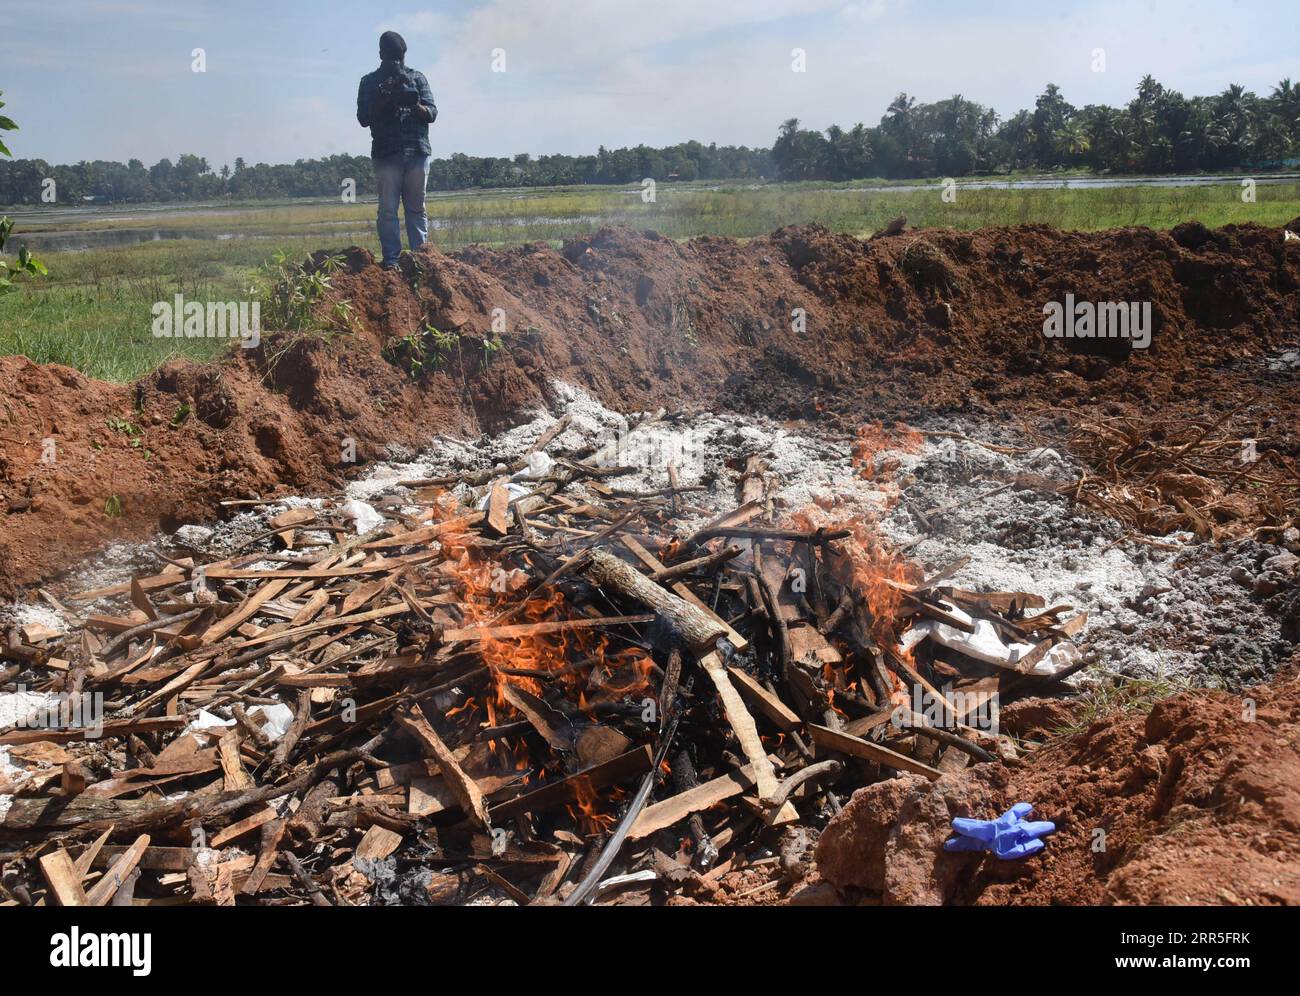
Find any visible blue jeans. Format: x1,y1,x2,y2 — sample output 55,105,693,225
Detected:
374,153,429,265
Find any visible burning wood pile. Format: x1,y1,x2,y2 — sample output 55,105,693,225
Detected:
1,410,1088,906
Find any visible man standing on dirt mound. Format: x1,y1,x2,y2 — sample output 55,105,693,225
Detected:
357,31,438,270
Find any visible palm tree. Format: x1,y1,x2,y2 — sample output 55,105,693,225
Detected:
1054,119,1090,161
1271,79,1300,144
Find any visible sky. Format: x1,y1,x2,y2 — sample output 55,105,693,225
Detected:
1,0,1297,168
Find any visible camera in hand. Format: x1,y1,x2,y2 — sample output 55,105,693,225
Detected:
380,73,420,109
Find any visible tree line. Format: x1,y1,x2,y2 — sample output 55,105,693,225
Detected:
774,76,1300,180
2,77,1297,205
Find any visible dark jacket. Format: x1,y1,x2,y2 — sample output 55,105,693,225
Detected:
356,60,437,159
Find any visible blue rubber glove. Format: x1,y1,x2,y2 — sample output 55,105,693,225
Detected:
943,802,1056,859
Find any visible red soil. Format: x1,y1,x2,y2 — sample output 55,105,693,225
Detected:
813,667,1300,906
3,221,1297,598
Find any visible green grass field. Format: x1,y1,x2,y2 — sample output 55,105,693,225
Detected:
3,177,1297,382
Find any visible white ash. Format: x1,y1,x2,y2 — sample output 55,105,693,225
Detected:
0,690,59,820
5,382,1289,690
1266,350,1300,372
0,601,68,636
171,523,214,547
869,424,1290,686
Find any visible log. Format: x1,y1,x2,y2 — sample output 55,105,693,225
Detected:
622,536,748,651
584,550,725,653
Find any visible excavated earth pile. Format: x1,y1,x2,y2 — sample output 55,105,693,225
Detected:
2,220,1299,596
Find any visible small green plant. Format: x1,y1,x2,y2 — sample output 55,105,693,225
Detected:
106,416,152,457
383,322,462,379
170,403,192,427
106,416,141,438
104,495,124,517
260,250,352,334
0,93,46,294
480,334,504,365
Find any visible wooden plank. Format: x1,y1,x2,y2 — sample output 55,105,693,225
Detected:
199,578,291,645
86,833,151,905
240,819,286,895
39,849,89,906
203,550,437,580
72,827,114,878
70,564,188,601
355,825,403,861
786,624,843,665
130,576,159,621
92,845,198,872
359,513,485,550
943,588,1046,613
699,651,779,803
842,709,896,739
485,479,512,536
228,601,411,649
0,715,186,746
807,724,942,780
217,731,254,791
726,666,800,732
288,589,331,626
491,746,652,821
209,806,277,848
628,760,769,840
397,705,489,830
85,611,149,634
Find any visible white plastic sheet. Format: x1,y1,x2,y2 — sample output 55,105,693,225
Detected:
898,600,1078,677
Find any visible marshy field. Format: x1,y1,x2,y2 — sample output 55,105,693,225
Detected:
3,173,1298,382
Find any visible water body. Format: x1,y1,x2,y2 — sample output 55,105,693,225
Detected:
838,172,1300,194
9,214,604,252
8,173,1298,251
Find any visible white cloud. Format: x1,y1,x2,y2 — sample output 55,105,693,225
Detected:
841,1,895,20
10,0,1297,167
376,10,453,37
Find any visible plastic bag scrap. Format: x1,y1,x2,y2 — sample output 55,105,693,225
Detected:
339,498,386,535
185,703,295,741
898,600,1078,677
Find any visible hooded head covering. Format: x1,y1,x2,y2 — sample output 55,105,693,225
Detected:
379,30,407,62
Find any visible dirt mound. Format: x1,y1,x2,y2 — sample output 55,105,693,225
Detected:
2,222,1298,595
814,666,1300,905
